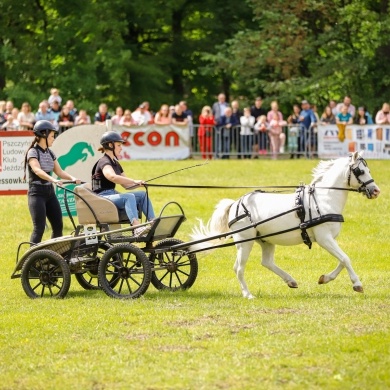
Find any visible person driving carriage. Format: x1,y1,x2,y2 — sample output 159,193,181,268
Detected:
24,120,81,244
92,131,155,236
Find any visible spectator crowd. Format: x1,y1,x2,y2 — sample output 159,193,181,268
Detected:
1,88,390,159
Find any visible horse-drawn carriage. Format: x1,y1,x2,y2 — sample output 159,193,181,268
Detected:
11,152,380,299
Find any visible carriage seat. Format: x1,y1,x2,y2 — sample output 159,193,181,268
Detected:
74,183,129,225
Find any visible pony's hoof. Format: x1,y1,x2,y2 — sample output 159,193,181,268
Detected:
353,286,364,293
318,275,326,284
287,281,298,289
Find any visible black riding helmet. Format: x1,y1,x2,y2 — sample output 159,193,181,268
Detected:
100,131,124,150
33,120,58,138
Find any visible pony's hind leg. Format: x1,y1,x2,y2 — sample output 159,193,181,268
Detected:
233,241,256,299
316,235,363,293
260,241,298,289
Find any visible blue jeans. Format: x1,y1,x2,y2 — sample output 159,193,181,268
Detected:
99,189,155,224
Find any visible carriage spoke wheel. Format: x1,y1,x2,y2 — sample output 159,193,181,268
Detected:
75,242,114,290
149,238,198,291
98,244,151,299
21,249,71,299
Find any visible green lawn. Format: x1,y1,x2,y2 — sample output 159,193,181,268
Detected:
0,158,389,390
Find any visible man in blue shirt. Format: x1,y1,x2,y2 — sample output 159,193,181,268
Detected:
298,100,317,157
35,101,56,124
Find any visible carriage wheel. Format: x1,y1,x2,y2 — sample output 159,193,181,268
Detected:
98,244,151,299
75,242,114,290
149,238,198,291
21,249,71,299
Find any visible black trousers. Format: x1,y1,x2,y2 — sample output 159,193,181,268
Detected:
28,184,63,244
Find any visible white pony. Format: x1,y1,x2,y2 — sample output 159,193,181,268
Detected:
190,151,380,298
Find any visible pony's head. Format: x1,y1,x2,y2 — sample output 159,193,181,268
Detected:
348,151,380,199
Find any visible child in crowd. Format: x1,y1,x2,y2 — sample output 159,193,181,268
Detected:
253,115,268,156
288,126,299,159
48,88,62,106
268,112,287,159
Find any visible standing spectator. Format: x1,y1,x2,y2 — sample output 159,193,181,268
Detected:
131,104,152,125
212,93,229,123
180,100,194,146
141,101,154,123
65,100,78,117
287,104,302,158
111,106,124,125
94,103,111,125
3,100,14,120
75,109,91,125
298,100,317,157
36,101,56,124
231,100,242,157
0,100,6,115
58,106,75,133
354,106,373,125
1,107,20,130
217,107,239,159
375,103,390,125
268,111,287,159
320,106,336,124
329,99,338,116
171,104,188,126
335,96,356,117
253,115,268,156
267,101,286,153
250,97,267,119
49,99,61,122
154,104,172,125
18,102,36,130
48,88,62,106
198,105,215,160
240,107,255,159
119,109,136,126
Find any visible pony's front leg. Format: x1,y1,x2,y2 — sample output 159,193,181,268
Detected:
260,242,298,288
316,235,363,293
233,242,255,299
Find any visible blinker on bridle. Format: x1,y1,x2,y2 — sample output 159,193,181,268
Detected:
348,157,375,195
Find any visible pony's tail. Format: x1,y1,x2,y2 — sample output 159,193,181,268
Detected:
189,199,235,254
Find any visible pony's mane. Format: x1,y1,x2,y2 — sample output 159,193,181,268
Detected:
311,159,337,184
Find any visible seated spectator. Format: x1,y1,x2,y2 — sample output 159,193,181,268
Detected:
48,88,62,106
36,101,56,124
320,106,336,124
94,103,111,125
49,99,61,121
75,109,91,125
335,96,356,117
336,105,353,125
65,100,78,117
111,106,124,125
198,105,215,160
58,106,75,133
1,107,20,130
171,104,188,126
131,104,152,125
119,109,137,126
17,102,35,130
354,106,373,125
375,103,390,125
154,104,172,125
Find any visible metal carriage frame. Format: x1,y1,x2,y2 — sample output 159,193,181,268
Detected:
11,183,198,300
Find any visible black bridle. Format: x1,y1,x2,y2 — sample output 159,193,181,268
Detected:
347,157,375,198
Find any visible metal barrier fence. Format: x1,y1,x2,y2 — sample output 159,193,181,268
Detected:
190,124,316,159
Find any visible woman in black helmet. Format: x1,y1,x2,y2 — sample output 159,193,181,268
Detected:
24,120,80,244
92,131,155,235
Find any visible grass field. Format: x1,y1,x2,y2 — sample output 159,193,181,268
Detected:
0,157,389,390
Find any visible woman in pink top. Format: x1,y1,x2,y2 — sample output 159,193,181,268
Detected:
111,106,124,125
154,104,172,125
268,111,287,159
375,103,390,125
119,109,137,127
